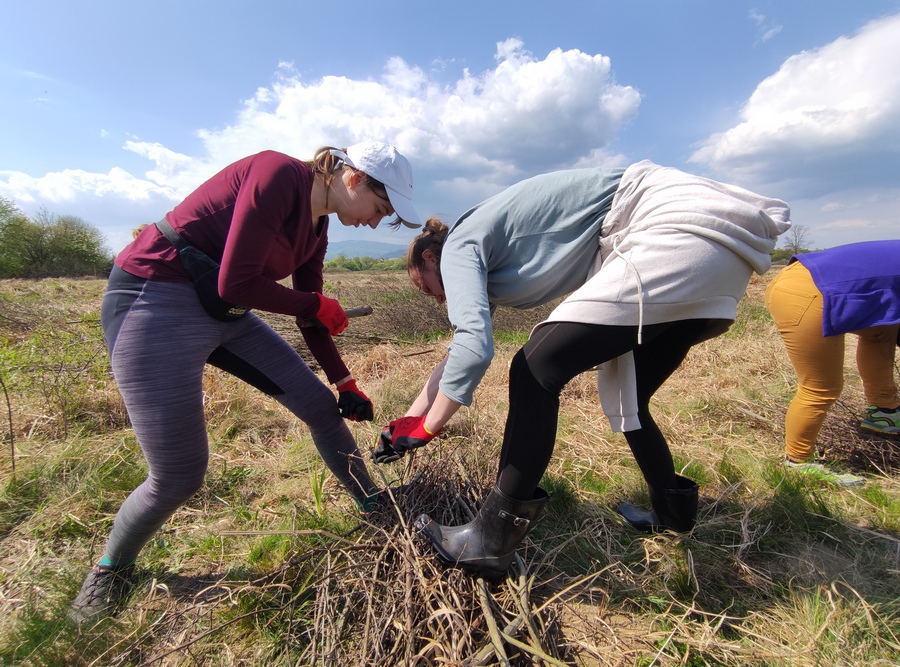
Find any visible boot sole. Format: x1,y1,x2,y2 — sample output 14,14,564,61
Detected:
434,554,506,581
428,544,508,580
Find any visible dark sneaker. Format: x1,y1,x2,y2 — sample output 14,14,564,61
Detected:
860,406,900,435
357,488,401,517
356,490,385,516
356,483,414,522
68,564,134,624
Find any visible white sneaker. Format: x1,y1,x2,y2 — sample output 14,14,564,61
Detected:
784,459,865,488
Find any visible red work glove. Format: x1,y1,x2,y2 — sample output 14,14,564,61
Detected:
389,415,442,455
336,378,374,422
315,293,348,335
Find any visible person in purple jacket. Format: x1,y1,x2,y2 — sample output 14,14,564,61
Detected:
765,240,900,487
69,142,421,623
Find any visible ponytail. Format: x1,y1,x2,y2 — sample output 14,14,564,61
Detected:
407,217,449,272
306,146,344,191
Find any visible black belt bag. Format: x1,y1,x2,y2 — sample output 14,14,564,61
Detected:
155,219,250,322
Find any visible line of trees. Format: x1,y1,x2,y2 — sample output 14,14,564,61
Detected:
0,194,816,279
0,197,113,279
324,254,406,272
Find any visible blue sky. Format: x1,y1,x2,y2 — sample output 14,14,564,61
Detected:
2,0,899,254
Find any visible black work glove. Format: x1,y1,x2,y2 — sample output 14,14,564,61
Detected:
336,379,374,422
373,426,402,464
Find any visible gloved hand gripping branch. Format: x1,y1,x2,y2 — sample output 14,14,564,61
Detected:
372,415,442,464
336,378,374,422
373,427,401,464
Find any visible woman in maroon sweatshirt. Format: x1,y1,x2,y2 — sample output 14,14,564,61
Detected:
70,142,421,623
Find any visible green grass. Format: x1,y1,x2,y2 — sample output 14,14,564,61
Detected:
1,272,899,665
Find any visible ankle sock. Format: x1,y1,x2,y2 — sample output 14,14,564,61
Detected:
97,555,136,571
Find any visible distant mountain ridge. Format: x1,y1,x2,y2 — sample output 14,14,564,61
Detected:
325,240,406,260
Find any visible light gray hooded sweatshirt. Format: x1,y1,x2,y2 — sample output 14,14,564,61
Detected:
439,160,791,431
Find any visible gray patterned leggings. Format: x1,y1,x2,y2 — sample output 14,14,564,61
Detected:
99,266,375,566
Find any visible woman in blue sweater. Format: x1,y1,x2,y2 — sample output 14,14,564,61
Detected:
765,240,900,486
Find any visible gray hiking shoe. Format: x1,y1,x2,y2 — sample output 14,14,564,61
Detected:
68,565,134,624
784,458,865,488
860,406,900,435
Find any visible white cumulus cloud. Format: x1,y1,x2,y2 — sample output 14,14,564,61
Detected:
691,12,900,199
0,166,176,204
0,39,639,244
435,39,639,177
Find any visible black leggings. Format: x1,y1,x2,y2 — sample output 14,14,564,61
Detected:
497,319,709,499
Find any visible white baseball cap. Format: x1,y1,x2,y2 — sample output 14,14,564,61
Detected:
329,142,421,228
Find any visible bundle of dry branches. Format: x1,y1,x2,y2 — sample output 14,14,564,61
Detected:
96,460,578,666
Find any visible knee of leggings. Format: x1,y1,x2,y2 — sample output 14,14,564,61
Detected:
277,380,341,426
146,470,207,507
623,408,659,438
510,347,562,396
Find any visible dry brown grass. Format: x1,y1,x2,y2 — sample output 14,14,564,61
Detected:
1,270,899,666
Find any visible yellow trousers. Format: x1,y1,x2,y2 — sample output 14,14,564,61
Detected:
764,261,899,462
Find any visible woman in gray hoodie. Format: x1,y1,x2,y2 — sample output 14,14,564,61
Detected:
376,160,791,580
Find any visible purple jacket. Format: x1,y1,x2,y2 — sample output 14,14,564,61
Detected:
792,240,900,336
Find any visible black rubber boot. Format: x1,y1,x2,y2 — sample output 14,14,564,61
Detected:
415,485,549,580
617,474,698,533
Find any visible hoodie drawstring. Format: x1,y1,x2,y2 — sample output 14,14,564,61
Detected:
610,236,644,344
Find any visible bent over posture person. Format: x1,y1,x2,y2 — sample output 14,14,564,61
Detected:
765,241,900,487
70,142,421,622
375,160,791,579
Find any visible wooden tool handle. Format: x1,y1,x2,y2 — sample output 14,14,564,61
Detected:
344,306,374,319
298,305,373,328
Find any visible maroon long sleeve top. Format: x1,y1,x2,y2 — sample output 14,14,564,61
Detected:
116,150,351,383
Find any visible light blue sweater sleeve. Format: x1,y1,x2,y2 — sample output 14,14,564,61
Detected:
440,242,495,405
438,167,624,405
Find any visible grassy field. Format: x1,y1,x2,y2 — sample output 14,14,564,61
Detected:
0,270,898,666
